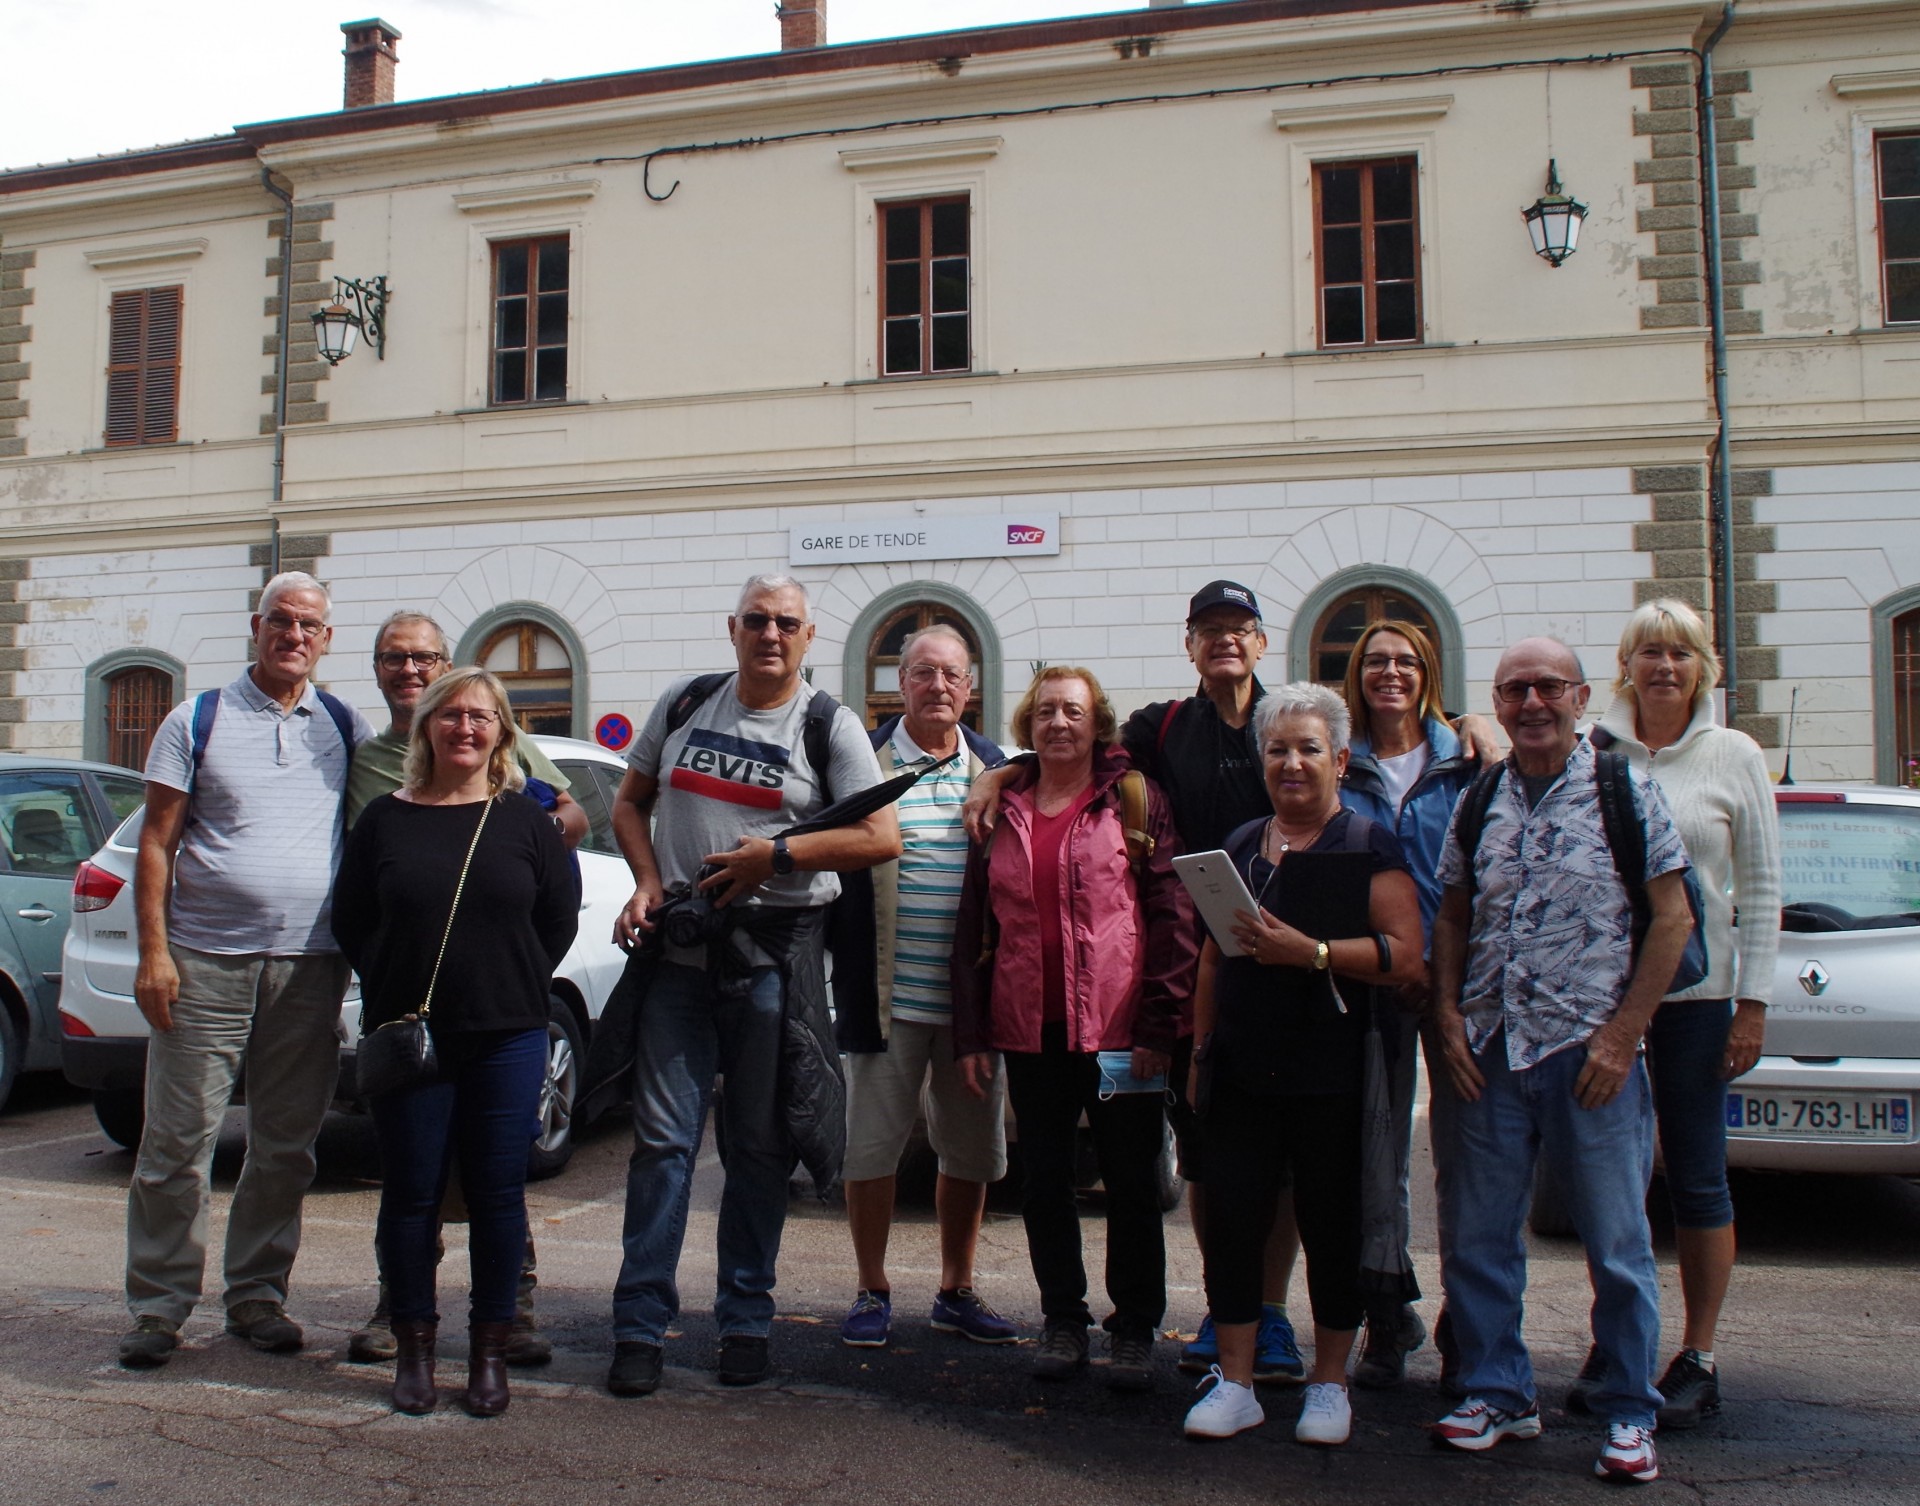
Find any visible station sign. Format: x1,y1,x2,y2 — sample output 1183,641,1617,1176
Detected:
789,513,1060,565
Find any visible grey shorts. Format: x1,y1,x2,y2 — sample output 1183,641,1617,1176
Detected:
842,1018,1008,1185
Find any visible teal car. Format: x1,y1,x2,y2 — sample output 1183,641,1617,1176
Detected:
0,754,145,1113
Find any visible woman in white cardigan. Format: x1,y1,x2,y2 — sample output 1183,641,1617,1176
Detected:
1571,598,1781,1431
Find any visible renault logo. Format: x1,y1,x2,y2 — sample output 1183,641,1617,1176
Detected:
1798,961,1830,997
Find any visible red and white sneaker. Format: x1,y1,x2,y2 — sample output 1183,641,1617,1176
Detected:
1594,1423,1659,1484
1430,1397,1544,1452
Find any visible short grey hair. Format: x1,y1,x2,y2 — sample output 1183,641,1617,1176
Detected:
736,573,810,616
898,623,971,678
259,571,331,621
1254,682,1352,757
374,610,452,660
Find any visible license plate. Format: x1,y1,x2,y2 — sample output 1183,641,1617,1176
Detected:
1725,1092,1913,1141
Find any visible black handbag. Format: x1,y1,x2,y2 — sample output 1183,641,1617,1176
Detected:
355,796,492,1099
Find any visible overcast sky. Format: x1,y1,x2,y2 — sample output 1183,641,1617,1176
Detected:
3,1,1203,171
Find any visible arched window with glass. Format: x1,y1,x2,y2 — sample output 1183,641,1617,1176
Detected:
1289,567,1465,708
1308,585,1443,687
479,620,575,736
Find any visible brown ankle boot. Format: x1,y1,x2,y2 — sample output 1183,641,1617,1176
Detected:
465,1320,512,1417
390,1320,438,1415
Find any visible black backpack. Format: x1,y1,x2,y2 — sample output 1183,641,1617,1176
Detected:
1451,738,1708,994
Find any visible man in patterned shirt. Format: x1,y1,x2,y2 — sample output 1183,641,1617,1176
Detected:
834,625,1015,1349
1428,637,1695,1486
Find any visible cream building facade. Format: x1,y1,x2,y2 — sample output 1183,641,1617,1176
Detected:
0,0,1916,781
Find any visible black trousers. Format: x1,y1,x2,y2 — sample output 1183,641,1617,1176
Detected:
1003,1023,1167,1332
1200,1082,1365,1332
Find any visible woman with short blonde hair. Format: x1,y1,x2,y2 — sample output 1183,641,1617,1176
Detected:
1574,597,1780,1429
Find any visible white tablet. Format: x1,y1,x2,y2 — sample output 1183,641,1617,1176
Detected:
1172,849,1260,958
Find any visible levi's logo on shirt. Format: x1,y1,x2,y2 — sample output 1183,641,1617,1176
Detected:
669,728,790,809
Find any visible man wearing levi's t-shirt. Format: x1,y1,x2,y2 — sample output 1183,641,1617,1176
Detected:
605,574,897,1397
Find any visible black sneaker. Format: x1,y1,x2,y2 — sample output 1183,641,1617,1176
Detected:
1104,1325,1155,1393
1655,1349,1721,1430
1565,1344,1606,1415
1031,1320,1089,1381
1353,1304,1427,1391
607,1341,664,1397
717,1333,771,1387
225,1300,303,1353
118,1315,179,1370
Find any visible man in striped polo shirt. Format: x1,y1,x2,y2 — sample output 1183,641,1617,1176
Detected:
836,625,1014,1349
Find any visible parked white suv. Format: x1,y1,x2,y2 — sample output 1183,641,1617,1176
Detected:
58,735,637,1178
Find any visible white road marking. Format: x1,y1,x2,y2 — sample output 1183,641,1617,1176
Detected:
0,1129,108,1154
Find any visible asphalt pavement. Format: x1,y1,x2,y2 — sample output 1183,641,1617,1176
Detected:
2,1072,1917,1506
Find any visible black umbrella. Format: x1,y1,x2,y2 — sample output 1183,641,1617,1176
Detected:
774,751,958,839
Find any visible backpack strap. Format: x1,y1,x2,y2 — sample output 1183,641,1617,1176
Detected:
1453,761,1507,897
1587,726,1617,752
188,688,221,783
665,671,734,735
1117,768,1154,872
1156,699,1182,756
803,686,839,807
1592,747,1651,923
1338,809,1375,853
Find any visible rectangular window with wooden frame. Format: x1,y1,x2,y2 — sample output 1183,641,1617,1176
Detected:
880,196,970,376
105,286,182,446
1313,157,1421,349
1878,133,1920,325
491,236,569,404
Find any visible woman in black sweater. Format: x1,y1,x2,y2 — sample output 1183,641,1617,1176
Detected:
332,667,577,1417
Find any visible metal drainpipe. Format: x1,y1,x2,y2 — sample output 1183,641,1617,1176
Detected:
1700,4,1737,720
260,168,294,576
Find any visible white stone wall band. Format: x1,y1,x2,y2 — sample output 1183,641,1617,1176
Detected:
19,461,1920,781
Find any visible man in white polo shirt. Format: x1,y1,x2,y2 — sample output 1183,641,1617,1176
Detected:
834,625,1014,1349
118,572,375,1369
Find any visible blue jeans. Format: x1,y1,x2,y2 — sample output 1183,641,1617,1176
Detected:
1447,1029,1662,1427
1646,998,1735,1229
370,1026,546,1326
612,961,790,1344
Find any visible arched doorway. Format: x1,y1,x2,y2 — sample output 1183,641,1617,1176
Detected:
1288,565,1465,706
1308,584,1443,687
479,619,576,736
105,666,174,770
863,602,986,732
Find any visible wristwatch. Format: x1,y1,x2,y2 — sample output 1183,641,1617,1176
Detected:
771,836,795,877
1311,940,1331,971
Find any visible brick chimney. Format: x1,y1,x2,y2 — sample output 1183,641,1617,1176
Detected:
341,18,401,109
777,2,826,51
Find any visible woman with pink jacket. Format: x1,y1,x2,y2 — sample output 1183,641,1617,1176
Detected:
951,666,1196,1394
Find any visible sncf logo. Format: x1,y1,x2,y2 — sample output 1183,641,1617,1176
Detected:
1007,525,1047,546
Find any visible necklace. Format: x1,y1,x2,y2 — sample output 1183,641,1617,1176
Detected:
1265,811,1331,858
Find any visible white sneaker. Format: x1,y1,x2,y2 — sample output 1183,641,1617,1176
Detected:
1295,1381,1353,1445
1183,1366,1266,1439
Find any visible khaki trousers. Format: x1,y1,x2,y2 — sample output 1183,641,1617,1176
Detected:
125,946,349,1327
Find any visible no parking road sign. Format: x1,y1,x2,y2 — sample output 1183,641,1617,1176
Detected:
595,712,633,752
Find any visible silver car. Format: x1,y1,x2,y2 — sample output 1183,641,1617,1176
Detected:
1734,784,1920,1174
57,735,638,1177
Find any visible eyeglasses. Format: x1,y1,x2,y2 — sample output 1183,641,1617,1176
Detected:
904,664,971,687
1190,622,1261,644
262,612,328,639
433,708,499,730
1492,677,1582,704
376,650,447,671
1360,653,1422,673
738,611,806,637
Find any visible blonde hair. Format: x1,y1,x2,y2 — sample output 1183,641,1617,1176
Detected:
1614,598,1722,700
1011,665,1118,749
403,666,527,797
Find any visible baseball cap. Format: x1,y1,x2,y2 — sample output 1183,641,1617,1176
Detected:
1186,580,1261,623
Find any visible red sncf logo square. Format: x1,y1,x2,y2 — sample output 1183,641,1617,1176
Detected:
1007,524,1046,545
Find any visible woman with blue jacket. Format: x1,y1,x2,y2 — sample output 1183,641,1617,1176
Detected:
1335,620,1479,1390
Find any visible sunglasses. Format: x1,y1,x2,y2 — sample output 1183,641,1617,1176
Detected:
738,611,807,637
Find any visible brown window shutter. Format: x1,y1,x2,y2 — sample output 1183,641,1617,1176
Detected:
105,285,183,446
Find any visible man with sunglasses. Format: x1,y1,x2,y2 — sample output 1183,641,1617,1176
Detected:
341,609,587,1369
1428,638,1694,1485
607,573,898,1395
119,572,376,1369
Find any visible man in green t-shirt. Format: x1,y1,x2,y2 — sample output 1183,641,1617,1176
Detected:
344,610,587,1368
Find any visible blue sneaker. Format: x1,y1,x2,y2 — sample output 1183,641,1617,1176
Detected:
840,1290,892,1348
1179,1314,1220,1374
930,1288,1018,1344
1253,1305,1305,1385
